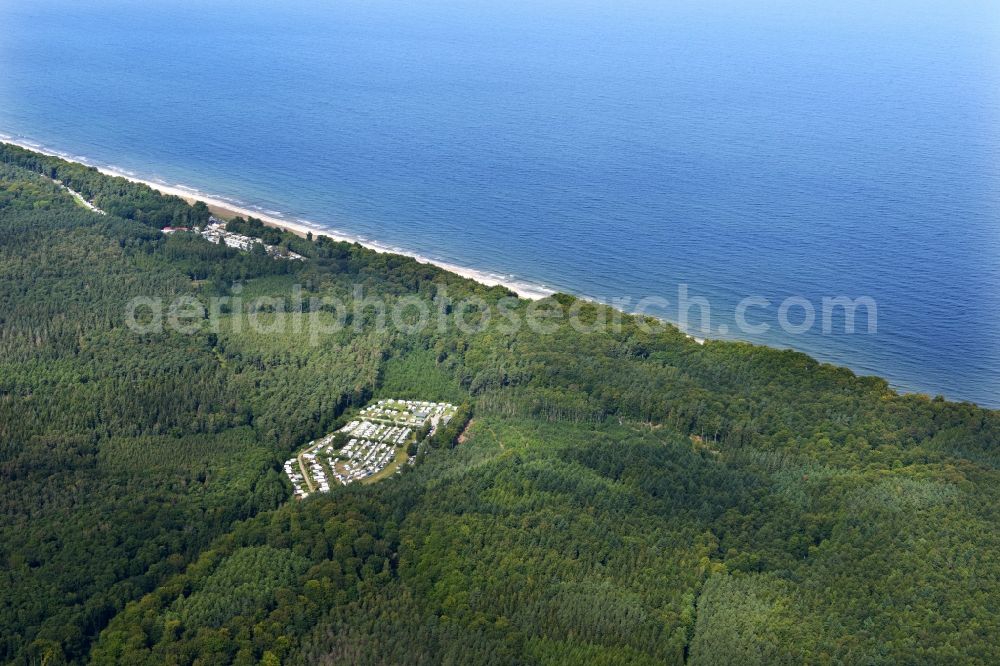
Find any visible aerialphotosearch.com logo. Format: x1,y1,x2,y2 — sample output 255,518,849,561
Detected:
124,283,877,344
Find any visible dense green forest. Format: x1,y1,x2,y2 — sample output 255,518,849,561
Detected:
1,145,998,664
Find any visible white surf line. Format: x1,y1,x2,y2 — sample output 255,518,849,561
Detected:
1,136,555,301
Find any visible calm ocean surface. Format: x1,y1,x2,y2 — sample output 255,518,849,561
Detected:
2,0,998,407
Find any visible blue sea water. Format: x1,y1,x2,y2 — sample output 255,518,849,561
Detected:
1,0,998,407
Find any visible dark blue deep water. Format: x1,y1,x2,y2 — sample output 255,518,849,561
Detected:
2,0,998,407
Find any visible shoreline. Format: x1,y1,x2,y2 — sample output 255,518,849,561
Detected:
5,134,712,343
4,135,992,408
0,136,556,301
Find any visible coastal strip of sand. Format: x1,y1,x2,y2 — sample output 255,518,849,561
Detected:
0,137,555,301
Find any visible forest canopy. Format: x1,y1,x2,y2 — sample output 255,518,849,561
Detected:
1,146,997,665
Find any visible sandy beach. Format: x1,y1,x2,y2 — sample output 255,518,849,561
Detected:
1,136,713,349
0,137,555,301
